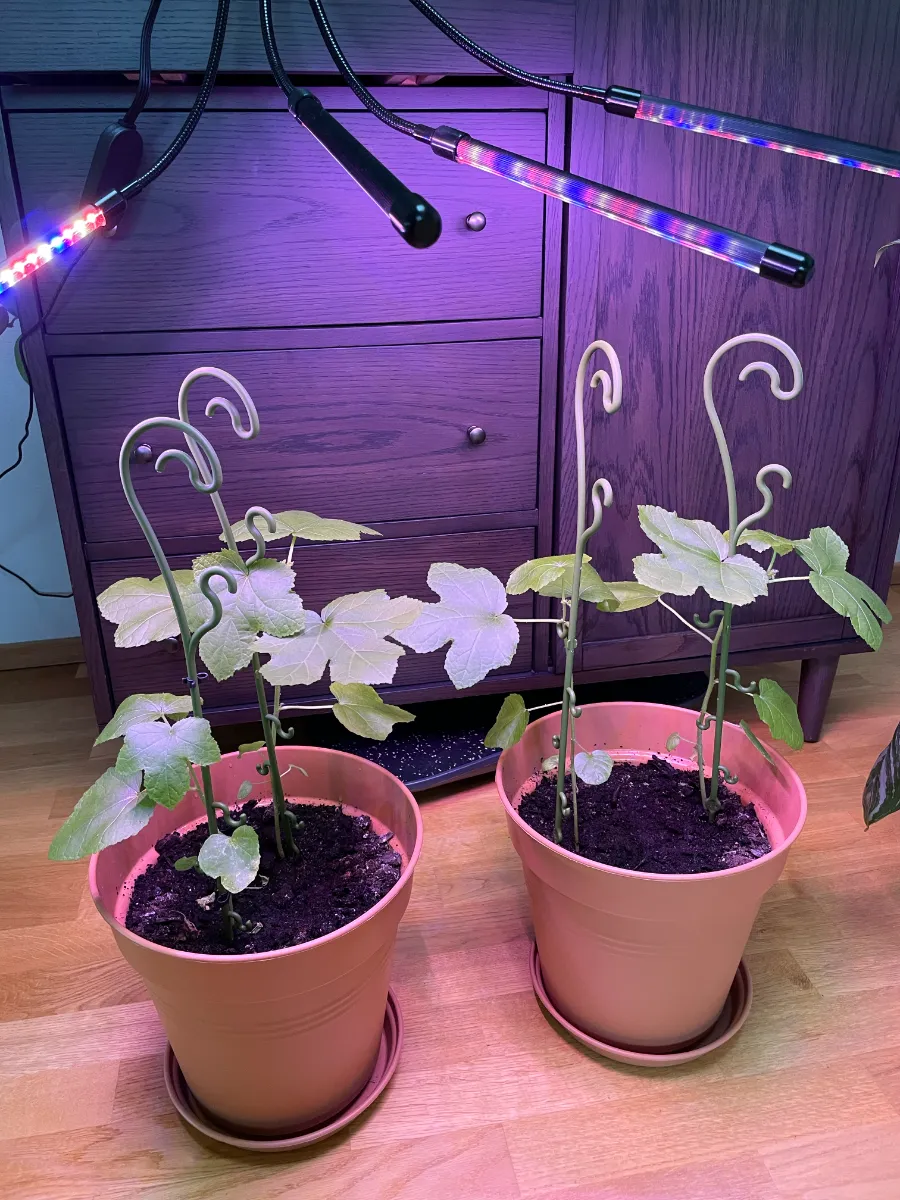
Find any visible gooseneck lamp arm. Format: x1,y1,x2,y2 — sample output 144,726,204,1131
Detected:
405,0,900,179
307,0,813,286
262,0,441,248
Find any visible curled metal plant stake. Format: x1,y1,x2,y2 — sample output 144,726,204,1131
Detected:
554,340,622,846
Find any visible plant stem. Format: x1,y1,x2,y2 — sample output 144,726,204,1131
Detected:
527,701,564,714
569,717,579,851
658,597,714,644
252,655,292,858
513,617,566,624
769,575,811,584
695,616,724,812
708,603,733,815
279,703,336,712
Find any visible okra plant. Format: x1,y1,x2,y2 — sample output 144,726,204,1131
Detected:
49,369,420,937
400,334,891,848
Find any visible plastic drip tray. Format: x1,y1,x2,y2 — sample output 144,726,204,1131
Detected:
219,673,707,795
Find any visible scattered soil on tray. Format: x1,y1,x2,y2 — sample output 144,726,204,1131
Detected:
125,799,402,956
518,756,771,874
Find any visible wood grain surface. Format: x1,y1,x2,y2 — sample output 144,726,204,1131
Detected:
3,594,900,1197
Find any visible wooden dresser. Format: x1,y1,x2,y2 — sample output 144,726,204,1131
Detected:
2,0,899,738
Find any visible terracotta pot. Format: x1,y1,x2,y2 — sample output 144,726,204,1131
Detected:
496,701,806,1051
90,746,422,1137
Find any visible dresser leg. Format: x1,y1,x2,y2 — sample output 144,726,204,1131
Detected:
797,655,840,742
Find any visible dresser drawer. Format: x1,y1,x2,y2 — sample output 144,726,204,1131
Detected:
91,527,536,712
12,105,547,334
56,338,540,545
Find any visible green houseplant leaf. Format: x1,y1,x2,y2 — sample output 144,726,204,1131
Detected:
737,530,797,556
95,693,193,744
752,679,803,751
190,550,305,680
594,581,660,613
227,509,380,544
636,506,769,605
632,554,699,598
96,570,198,648
484,693,528,749
862,720,900,826
197,825,261,894
573,749,614,785
49,768,155,861
330,683,415,740
795,527,891,649
395,563,520,689
116,716,221,809
506,555,615,605
259,590,421,687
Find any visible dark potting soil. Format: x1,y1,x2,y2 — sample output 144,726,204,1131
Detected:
125,800,402,956
518,756,771,874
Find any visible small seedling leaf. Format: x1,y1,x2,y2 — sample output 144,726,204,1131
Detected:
863,719,900,826
394,563,519,689
484,693,529,750
237,740,266,757
330,683,415,741
573,749,615,785
174,856,199,871
49,767,154,861
665,732,682,753
752,679,804,751
541,755,559,772
228,509,380,544
236,780,253,801
95,693,194,745
740,719,775,764
259,590,420,687
506,555,615,605
116,716,221,809
197,825,261,894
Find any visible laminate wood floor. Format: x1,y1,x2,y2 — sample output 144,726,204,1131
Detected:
4,601,900,1198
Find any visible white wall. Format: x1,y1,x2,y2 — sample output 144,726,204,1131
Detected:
0,233,80,643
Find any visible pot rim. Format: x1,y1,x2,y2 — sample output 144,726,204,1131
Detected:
89,744,424,964
496,700,807,884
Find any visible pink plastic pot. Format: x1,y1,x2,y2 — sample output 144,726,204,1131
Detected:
496,701,807,1051
90,746,422,1138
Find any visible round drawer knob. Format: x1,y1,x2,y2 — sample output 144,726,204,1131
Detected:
131,443,153,464
465,211,487,232
467,425,487,445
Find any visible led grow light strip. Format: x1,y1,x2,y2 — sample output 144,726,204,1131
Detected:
632,95,900,178
439,130,812,285
0,206,106,296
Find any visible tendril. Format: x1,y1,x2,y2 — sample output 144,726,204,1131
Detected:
266,714,295,740
733,464,793,544
725,669,758,694
693,609,725,630
243,506,277,565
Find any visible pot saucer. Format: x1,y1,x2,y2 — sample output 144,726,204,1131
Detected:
529,944,751,1067
164,989,402,1151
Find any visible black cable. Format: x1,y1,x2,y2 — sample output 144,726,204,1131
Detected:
120,0,230,199
122,0,164,128
0,384,33,485
404,0,605,103
0,560,73,600
260,0,295,98
304,0,433,142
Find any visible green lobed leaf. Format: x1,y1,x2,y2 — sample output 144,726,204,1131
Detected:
740,719,775,765
95,693,194,745
738,530,797,557
96,570,198,648
794,526,849,574
808,569,891,651
506,555,615,605
573,749,615,785
238,740,266,757
862,720,900,827
484,693,528,750
632,554,699,598
49,767,154,861
197,825,261,894
752,679,803,751
595,581,661,613
329,683,415,741
394,563,520,689
228,509,380,544
116,716,221,809
190,551,305,681
636,506,769,605
259,590,421,687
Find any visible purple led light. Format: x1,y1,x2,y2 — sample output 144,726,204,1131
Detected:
456,136,768,271
636,96,900,179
